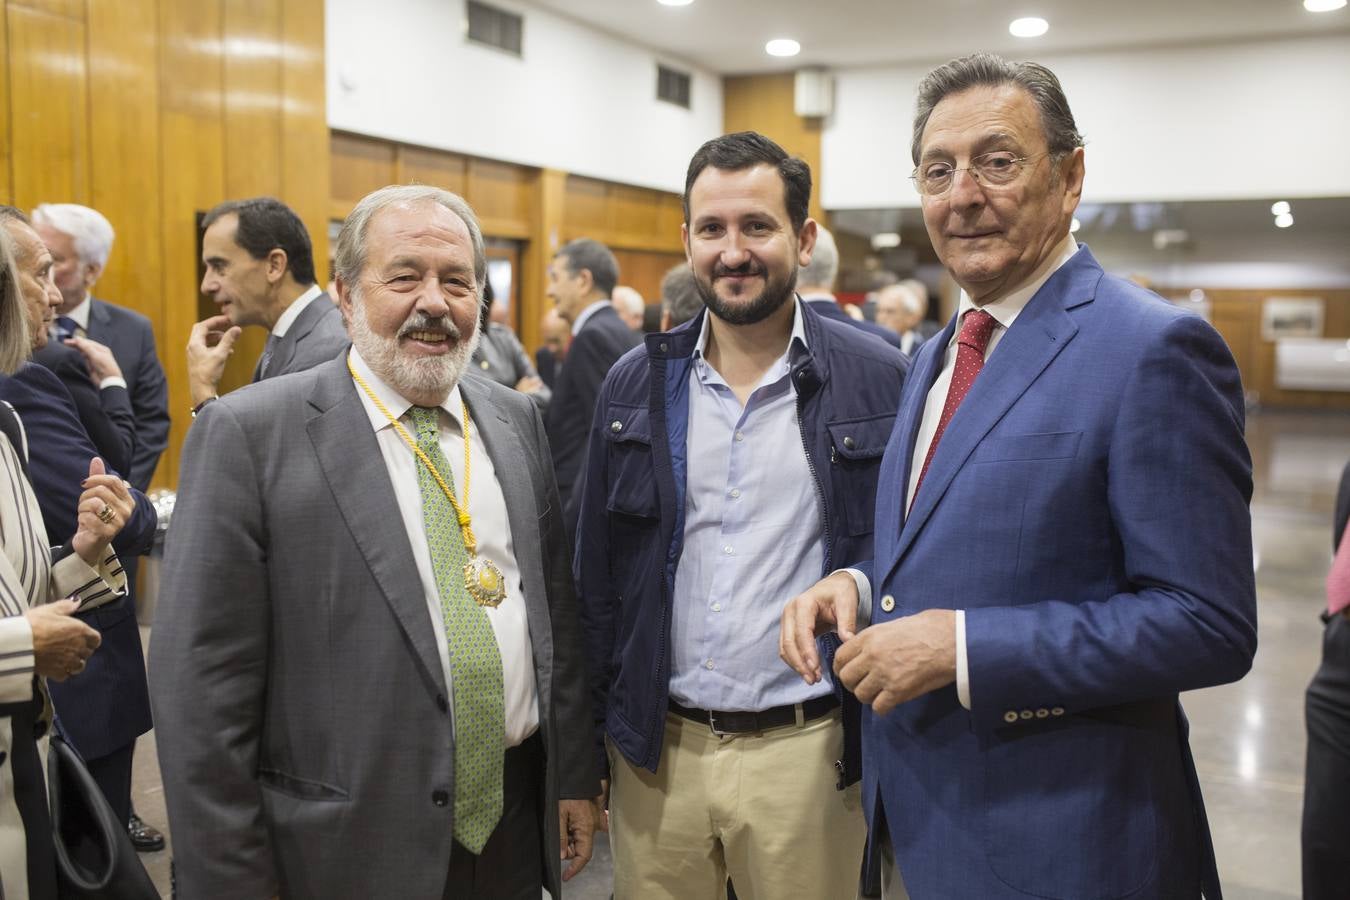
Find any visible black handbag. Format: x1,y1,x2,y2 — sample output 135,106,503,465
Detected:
47,734,159,900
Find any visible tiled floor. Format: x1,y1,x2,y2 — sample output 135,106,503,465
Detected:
129,408,1350,898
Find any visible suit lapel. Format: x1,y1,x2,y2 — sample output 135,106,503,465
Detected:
268,298,323,376
84,297,112,341
880,252,1101,586
306,359,448,695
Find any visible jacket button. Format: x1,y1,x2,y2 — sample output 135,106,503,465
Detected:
880,595,895,613
610,420,623,433
436,694,448,713
843,436,856,450
432,789,449,807
658,342,668,353
1003,711,1018,724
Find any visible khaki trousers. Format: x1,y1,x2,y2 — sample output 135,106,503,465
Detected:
608,708,865,900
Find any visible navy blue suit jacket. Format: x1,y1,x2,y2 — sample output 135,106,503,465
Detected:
32,341,136,475
544,305,641,529
803,296,903,351
859,247,1256,899
0,362,155,759
84,297,169,492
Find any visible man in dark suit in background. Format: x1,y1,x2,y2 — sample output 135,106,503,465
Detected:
32,203,169,492
797,225,903,351
186,197,348,417
542,237,640,527
31,201,172,850
0,207,158,842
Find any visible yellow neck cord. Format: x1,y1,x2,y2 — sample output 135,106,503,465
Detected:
347,356,479,556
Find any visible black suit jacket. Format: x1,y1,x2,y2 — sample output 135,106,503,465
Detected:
32,341,135,475
804,296,904,351
84,297,170,492
0,363,155,759
544,305,641,528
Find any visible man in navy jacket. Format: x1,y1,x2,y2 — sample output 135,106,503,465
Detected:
575,132,906,899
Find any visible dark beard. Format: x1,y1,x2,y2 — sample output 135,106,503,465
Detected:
695,263,797,326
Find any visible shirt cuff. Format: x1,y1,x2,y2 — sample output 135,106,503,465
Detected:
956,609,970,710
99,376,128,390
52,548,128,612
837,568,872,628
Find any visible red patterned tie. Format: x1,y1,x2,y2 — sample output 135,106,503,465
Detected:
912,309,998,504
1328,529,1350,616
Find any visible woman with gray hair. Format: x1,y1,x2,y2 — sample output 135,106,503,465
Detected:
0,225,133,899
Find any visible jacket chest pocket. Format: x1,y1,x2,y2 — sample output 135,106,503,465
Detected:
827,412,896,536
604,403,659,520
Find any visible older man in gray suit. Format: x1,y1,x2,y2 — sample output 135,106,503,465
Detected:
152,185,600,900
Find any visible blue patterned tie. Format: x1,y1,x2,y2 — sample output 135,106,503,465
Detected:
53,315,81,342
408,406,504,852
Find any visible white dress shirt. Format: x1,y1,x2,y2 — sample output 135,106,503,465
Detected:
851,235,1080,710
271,283,324,337
348,349,539,745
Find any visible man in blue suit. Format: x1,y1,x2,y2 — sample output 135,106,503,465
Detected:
782,53,1256,899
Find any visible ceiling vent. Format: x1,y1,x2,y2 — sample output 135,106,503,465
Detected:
466,0,523,57
657,64,692,109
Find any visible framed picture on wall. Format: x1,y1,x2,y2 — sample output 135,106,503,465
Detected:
1262,297,1324,341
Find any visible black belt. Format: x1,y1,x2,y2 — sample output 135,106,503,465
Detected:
668,694,839,736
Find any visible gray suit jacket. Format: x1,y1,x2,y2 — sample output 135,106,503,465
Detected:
151,356,598,899
253,293,350,381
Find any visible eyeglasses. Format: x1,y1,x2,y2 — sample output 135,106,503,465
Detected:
909,151,1051,197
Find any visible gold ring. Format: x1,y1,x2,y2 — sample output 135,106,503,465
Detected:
97,504,114,524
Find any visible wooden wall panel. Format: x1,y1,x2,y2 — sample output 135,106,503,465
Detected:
467,157,531,238
221,0,281,198
11,0,84,19
562,175,608,235
0,5,11,203
722,73,826,227
87,0,162,332
397,145,467,197
7,4,89,209
330,131,396,219
613,248,686,310
281,0,330,284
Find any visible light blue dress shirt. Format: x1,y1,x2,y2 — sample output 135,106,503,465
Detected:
667,300,835,712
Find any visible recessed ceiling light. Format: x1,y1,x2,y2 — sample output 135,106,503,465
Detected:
1271,201,1291,216
657,0,694,6
871,232,902,250
765,38,801,58
1305,0,1346,12
1275,213,1295,228
1070,217,1081,233
1009,17,1049,38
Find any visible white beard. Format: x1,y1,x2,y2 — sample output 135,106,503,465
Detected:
347,289,481,402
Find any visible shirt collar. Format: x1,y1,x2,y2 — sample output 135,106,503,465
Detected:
348,347,463,435
571,299,613,336
691,296,810,382
272,284,324,337
954,235,1079,333
65,295,92,329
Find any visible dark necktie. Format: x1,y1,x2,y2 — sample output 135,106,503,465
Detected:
912,309,997,503
53,315,82,343
253,334,279,382
1328,528,1350,616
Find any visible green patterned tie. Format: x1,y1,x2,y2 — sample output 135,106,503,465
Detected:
408,406,504,853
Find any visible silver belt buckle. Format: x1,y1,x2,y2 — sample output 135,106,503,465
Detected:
707,710,726,737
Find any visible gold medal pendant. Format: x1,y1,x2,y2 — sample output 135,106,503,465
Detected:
464,555,507,608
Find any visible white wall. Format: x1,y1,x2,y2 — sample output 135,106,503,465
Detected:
326,0,723,194
822,34,1350,210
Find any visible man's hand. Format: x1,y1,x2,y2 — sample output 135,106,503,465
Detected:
559,796,600,882
594,778,610,833
64,336,124,383
780,571,860,685
514,374,544,394
71,457,133,567
833,609,957,715
187,314,242,405
26,599,100,681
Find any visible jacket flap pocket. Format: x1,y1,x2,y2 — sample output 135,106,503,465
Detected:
257,768,350,802
975,431,1082,462
827,413,896,461
602,403,652,447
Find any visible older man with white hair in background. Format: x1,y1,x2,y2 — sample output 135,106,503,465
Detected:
797,226,902,351
874,283,928,357
153,184,599,900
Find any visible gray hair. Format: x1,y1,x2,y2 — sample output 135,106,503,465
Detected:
911,53,1084,165
0,226,29,374
660,263,702,328
798,225,838,289
878,283,923,317
612,285,644,318
30,203,115,268
334,185,487,294
556,238,619,298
